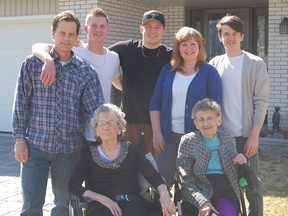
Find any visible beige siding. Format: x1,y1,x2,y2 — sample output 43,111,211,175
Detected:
268,0,288,129
0,0,58,16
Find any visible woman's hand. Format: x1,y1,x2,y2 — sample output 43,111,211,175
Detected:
83,190,122,216
153,132,166,154
233,153,248,165
157,184,176,216
97,194,122,216
198,202,219,216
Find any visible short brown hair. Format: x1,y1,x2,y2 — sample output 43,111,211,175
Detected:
86,8,109,25
171,27,206,72
216,14,244,35
52,10,80,35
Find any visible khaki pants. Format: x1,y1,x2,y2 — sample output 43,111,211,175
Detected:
124,123,154,154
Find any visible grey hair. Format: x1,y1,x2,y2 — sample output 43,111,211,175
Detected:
90,103,126,139
191,98,222,119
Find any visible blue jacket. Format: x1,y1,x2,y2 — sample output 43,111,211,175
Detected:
150,63,222,139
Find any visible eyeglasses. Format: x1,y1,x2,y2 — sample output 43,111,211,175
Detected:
97,120,118,127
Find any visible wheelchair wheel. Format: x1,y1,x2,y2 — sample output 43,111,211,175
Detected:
69,196,84,216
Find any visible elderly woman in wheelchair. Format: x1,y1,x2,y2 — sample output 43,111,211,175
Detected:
69,103,176,216
177,99,248,216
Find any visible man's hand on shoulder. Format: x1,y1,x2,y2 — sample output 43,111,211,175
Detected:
40,59,56,86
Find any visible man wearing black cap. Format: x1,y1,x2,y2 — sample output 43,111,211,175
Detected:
109,10,172,154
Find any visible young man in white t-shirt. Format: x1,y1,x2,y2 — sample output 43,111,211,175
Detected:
209,15,269,216
32,8,122,100
32,8,122,141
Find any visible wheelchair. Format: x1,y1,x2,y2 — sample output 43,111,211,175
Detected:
69,195,88,216
171,164,255,216
69,182,161,216
69,132,162,216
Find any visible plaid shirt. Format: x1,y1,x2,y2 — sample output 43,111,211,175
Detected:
12,50,104,154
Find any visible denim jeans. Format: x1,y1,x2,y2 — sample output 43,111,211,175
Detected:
20,144,79,216
235,136,263,216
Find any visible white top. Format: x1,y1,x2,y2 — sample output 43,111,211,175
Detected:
217,54,244,136
73,46,120,102
72,46,121,141
171,72,196,134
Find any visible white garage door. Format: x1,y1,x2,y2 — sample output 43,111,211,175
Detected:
0,15,55,132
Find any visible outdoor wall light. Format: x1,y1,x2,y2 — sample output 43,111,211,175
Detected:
279,17,288,34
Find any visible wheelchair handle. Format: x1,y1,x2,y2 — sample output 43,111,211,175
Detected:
239,164,254,189
178,166,187,178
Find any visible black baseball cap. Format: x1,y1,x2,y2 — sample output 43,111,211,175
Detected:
142,10,165,27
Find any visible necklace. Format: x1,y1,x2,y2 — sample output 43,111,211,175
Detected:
141,45,161,58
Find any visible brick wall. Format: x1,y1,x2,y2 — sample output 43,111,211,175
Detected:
96,0,151,46
158,6,186,47
59,0,151,46
268,0,288,129
15,0,279,130
58,0,185,47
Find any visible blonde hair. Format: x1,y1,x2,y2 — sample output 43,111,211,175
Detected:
171,27,206,72
86,8,109,25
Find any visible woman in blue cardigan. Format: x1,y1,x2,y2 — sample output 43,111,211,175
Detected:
149,27,222,187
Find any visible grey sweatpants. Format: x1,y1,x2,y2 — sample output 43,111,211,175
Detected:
154,132,183,188
235,136,263,216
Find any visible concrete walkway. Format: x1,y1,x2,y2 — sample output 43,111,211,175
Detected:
0,133,53,216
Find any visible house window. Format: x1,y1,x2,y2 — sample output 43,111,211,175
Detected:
280,17,288,34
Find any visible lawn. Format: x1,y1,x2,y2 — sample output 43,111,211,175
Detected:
260,152,288,216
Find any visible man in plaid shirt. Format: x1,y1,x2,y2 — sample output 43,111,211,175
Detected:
12,11,104,216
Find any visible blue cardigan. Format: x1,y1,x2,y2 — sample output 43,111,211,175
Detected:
149,63,222,139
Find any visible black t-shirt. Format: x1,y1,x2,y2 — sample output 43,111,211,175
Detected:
109,40,172,124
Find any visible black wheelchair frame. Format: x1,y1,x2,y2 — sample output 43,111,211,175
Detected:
69,196,87,216
171,163,254,216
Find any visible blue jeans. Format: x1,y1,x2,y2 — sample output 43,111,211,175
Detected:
235,136,263,216
20,144,79,216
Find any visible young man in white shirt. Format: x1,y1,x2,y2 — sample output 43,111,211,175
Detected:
209,15,269,216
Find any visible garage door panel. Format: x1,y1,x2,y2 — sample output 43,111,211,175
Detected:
0,105,14,132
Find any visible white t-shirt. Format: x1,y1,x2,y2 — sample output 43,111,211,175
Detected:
217,54,244,136
72,46,121,141
73,46,120,102
171,72,196,134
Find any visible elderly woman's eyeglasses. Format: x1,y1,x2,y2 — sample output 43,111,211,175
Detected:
97,120,118,127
